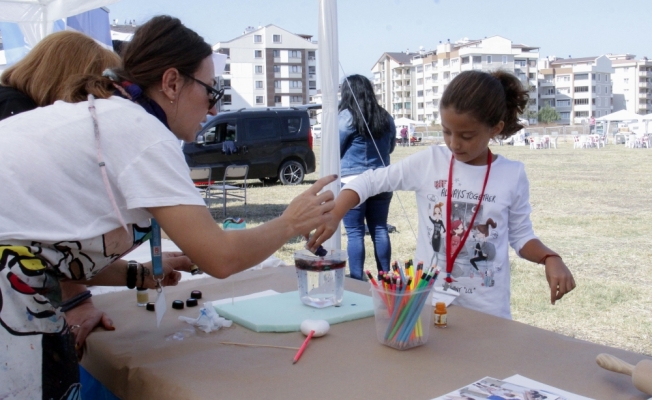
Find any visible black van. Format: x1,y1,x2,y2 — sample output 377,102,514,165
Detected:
183,108,316,185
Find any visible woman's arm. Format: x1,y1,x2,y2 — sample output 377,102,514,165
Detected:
84,252,192,288
149,175,336,279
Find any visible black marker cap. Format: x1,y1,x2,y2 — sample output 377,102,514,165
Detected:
172,300,185,310
146,302,155,312
191,290,202,299
186,298,198,307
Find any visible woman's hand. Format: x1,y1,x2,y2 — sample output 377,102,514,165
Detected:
280,175,336,237
65,299,114,360
140,252,193,289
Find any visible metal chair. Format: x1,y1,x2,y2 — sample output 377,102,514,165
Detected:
207,165,249,217
189,167,212,203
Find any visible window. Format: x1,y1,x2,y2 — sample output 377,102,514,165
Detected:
254,50,262,58
246,117,276,139
224,64,231,73
597,98,601,106
574,98,589,105
624,78,629,84
443,59,449,66
254,35,262,43
544,88,555,95
273,65,280,73
203,121,237,144
273,34,281,43
290,65,301,73
416,65,423,73
486,56,492,64
290,95,302,103
418,102,424,109
290,81,302,88
461,57,469,65
308,51,315,60
274,95,281,103
574,86,588,93
502,55,507,64
417,90,423,97
217,48,230,58
255,81,263,89
528,73,535,79
289,50,301,58
255,96,264,104
222,94,232,105
597,74,601,81
308,81,316,90
597,86,601,94
557,99,571,106
592,73,596,80
432,73,438,80
473,56,481,64
559,111,570,119
283,117,302,137
451,58,458,66
274,80,281,88
557,75,570,82
574,111,589,117
273,50,280,58
557,87,570,94
308,66,316,74
255,65,263,74
417,78,423,85
575,74,588,80
515,60,526,67
528,60,537,67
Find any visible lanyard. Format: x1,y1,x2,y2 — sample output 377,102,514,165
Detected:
444,150,492,284
150,219,164,286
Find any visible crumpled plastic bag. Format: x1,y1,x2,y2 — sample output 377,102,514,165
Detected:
179,304,233,333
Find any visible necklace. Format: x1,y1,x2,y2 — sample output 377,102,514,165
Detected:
444,150,493,284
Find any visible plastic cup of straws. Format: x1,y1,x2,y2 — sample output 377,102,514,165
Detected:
370,283,434,350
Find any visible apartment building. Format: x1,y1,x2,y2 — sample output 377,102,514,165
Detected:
213,25,317,111
371,36,539,124
607,54,652,115
538,56,613,124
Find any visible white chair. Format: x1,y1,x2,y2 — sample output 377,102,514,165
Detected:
189,167,212,202
207,165,249,217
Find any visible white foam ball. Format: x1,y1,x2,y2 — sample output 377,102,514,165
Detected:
300,319,330,337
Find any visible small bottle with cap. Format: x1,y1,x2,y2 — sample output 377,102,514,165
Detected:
136,288,149,307
434,302,447,328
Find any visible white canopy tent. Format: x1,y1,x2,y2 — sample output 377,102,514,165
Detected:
0,0,120,47
394,117,426,127
596,109,642,139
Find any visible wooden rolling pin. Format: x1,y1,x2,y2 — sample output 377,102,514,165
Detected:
596,353,652,395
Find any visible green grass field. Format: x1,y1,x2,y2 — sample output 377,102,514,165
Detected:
217,138,652,356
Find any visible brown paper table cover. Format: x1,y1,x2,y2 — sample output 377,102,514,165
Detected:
82,265,649,400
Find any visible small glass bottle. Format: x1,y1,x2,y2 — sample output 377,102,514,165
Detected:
434,302,447,328
137,288,149,307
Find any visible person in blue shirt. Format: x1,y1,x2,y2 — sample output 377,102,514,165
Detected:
338,74,396,280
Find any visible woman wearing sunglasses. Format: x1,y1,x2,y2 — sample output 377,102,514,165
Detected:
0,15,335,399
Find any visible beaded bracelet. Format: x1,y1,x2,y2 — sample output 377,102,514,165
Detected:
126,260,138,289
539,253,562,265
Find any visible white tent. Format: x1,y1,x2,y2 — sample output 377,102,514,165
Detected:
394,117,425,127
0,0,120,47
596,109,641,122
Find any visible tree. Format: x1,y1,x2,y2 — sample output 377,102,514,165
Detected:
538,105,560,124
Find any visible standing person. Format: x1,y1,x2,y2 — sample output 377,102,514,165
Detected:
338,74,396,280
309,70,575,319
0,15,335,399
0,30,122,357
400,125,408,146
589,115,596,133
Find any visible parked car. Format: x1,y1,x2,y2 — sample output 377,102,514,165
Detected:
311,124,322,139
183,108,316,185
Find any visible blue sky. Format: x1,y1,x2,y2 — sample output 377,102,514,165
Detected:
108,0,652,78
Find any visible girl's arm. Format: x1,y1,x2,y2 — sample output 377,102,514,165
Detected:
519,239,576,305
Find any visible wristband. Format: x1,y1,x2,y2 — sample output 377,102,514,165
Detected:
539,253,561,265
127,260,138,289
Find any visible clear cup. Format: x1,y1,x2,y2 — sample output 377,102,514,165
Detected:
370,283,434,350
294,249,347,308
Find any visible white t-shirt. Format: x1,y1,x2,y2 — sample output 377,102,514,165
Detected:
0,96,205,278
344,145,538,319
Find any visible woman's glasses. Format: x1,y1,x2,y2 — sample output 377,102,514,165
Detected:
183,73,224,110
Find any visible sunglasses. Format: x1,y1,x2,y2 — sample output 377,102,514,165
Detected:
183,73,225,109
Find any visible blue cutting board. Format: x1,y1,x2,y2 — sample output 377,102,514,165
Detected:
213,291,374,332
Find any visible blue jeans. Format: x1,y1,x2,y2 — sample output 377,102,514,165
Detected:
342,191,393,280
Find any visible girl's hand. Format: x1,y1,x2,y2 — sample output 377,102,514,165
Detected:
306,218,340,252
141,252,193,288
544,257,576,304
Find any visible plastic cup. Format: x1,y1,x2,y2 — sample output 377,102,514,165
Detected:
294,249,347,308
370,283,434,350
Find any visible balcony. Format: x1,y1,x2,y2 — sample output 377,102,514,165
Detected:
640,82,651,88
639,71,652,77
539,80,554,87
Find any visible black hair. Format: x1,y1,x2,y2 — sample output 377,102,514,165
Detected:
338,74,392,139
440,70,529,139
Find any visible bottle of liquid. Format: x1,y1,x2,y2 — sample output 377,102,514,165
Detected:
434,302,447,328
137,288,149,307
